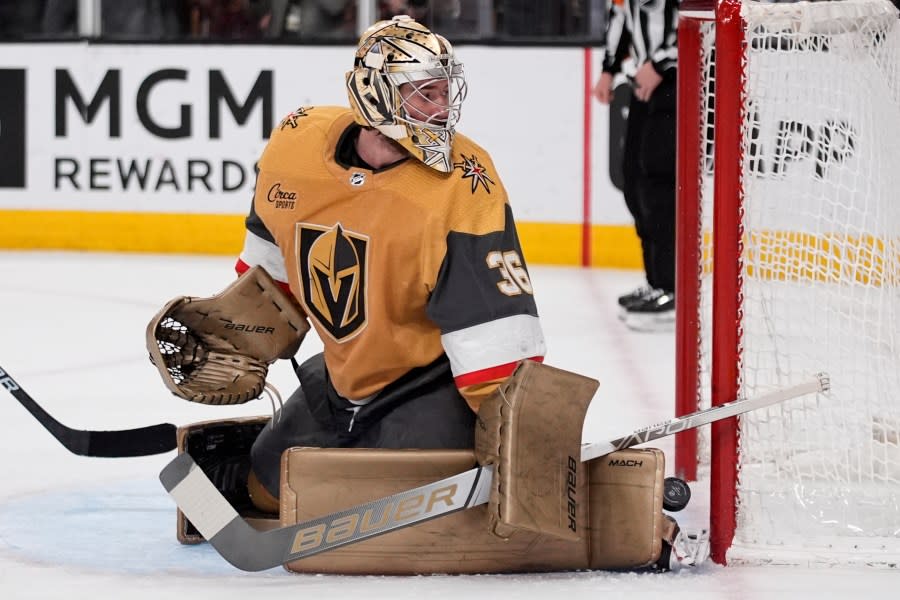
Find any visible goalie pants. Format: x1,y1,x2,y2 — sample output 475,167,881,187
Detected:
250,353,476,497
623,75,677,293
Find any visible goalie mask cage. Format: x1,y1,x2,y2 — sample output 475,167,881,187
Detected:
674,0,900,566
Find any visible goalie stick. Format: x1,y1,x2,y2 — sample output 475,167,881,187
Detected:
160,372,830,571
0,364,176,457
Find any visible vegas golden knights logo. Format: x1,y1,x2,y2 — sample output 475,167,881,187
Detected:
296,223,369,342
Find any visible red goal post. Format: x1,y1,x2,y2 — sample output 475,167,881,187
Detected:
674,0,900,566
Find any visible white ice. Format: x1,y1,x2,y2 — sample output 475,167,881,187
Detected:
0,251,896,599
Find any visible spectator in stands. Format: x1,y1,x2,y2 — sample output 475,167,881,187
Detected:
497,0,580,37
380,0,487,40
0,1,45,38
265,0,355,40
379,0,427,21
103,0,183,38
212,0,269,38
39,0,77,37
42,0,187,38
189,0,273,38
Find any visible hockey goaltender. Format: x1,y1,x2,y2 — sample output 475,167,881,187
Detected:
146,15,702,575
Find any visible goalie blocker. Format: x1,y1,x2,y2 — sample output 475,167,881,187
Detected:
176,362,684,574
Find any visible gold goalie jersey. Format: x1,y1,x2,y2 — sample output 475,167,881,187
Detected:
237,106,546,411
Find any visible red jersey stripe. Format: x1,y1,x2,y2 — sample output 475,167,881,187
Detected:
454,356,545,388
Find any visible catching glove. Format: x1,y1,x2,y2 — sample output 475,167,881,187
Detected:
146,266,309,405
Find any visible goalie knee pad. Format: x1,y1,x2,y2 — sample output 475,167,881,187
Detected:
474,360,598,541
247,469,280,514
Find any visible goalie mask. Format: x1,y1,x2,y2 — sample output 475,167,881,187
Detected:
346,15,467,173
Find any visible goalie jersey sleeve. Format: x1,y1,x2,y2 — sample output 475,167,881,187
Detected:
237,201,291,289
426,203,545,410
235,106,545,411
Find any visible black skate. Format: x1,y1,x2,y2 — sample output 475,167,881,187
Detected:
624,289,675,331
617,285,655,320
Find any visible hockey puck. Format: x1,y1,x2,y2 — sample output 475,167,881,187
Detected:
663,477,691,512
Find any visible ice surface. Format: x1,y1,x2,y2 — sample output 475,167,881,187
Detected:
0,252,896,599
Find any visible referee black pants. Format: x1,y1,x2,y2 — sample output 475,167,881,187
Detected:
622,75,677,293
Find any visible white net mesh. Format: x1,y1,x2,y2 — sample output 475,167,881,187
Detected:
696,20,716,473
694,0,900,564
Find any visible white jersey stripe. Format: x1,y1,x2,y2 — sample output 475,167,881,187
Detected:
441,314,546,378
239,230,289,283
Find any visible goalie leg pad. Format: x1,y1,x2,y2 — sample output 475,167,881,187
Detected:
278,447,673,574
587,448,668,570
280,447,590,575
474,360,599,541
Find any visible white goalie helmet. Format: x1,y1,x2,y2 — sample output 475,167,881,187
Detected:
346,15,467,173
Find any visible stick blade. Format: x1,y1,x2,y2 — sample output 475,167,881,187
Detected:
160,452,285,571
85,423,177,457
3,366,176,457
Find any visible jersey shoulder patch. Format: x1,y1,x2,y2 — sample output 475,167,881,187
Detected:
274,105,349,135
449,133,502,197
262,106,353,172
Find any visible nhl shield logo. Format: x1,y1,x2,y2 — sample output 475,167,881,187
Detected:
296,222,369,342
349,172,366,187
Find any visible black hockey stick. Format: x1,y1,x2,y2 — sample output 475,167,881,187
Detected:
0,364,176,457
160,373,830,571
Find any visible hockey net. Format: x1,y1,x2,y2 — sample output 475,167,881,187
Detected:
675,0,900,566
